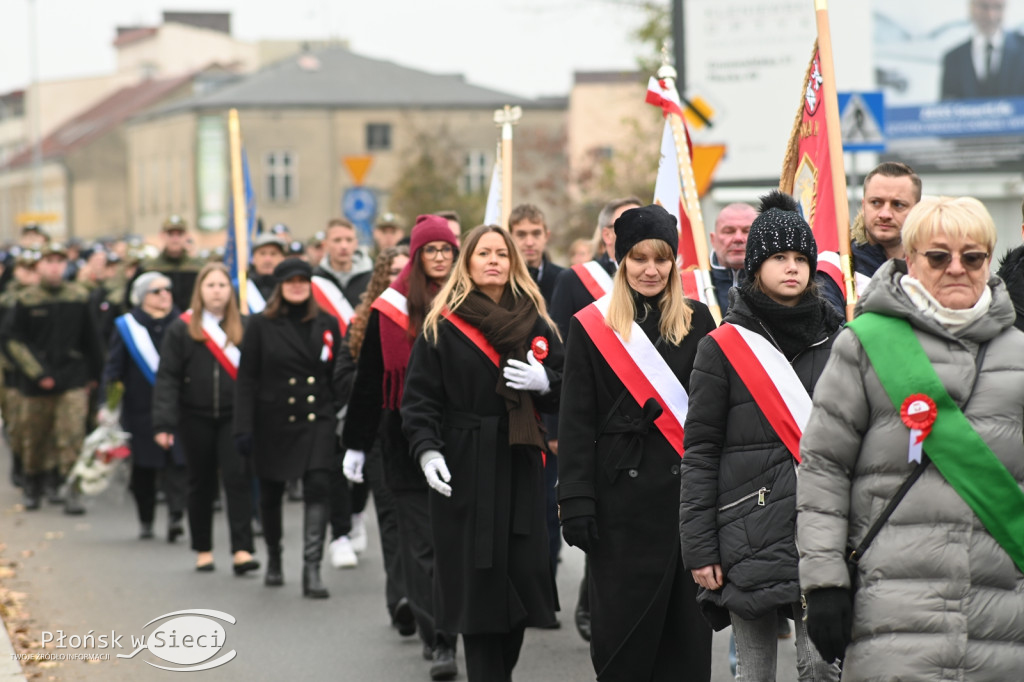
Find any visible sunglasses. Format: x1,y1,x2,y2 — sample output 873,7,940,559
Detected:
919,250,990,271
147,286,172,295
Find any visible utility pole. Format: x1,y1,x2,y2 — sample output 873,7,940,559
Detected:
28,0,43,212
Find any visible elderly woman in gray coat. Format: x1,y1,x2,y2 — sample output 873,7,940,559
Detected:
798,195,1024,681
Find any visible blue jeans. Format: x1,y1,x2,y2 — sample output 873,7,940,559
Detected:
730,603,840,682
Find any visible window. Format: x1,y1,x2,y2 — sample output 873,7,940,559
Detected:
366,123,391,151
463,150,488,194
266,151,296,202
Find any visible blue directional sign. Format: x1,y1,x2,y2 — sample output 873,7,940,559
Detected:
342,187,378,246
837,91,886,151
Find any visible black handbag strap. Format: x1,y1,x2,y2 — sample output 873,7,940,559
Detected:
847,457,929,565
849,339,989,566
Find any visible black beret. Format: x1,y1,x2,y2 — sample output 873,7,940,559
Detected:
614,204,679,263
273,257,312,281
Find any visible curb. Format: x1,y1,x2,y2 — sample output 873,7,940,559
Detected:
0,616,25,680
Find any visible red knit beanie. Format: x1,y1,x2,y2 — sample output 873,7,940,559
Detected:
409,214,459,256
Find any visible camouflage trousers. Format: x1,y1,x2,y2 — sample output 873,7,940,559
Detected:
20,388,89,475
1,386,24,456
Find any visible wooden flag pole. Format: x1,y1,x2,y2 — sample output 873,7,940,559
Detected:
657,64,721,323
227,109,249,312
814,0,855,320
493,105,522,231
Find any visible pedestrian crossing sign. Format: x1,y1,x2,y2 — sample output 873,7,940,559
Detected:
837,91,885,151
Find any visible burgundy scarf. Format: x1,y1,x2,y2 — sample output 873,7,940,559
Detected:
379,267,438,410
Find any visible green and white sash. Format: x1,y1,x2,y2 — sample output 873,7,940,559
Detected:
847,312,1024,574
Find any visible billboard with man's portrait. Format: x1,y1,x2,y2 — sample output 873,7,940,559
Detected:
877,0,1024,171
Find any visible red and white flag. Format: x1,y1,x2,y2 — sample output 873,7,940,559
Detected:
779,43,845,296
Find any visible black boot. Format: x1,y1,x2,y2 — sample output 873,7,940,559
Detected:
430,634,458,681
45,469,64,504
264,547,283,586
22,474,43,510
167,511,184,543
301,502,329,598
64,481,86,515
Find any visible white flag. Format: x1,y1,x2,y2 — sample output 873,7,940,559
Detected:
483,157,502,226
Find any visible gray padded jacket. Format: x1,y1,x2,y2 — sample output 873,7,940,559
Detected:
797,259,1024,681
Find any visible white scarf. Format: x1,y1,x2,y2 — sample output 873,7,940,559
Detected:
899,275,992,333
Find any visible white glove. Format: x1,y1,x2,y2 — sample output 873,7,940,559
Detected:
342,449,365,483
420,450,452,497
503,350,550,394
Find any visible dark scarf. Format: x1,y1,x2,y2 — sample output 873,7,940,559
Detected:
453,287,544,449
738,284,829,360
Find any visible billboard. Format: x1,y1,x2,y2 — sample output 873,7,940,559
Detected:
877,0,1024,171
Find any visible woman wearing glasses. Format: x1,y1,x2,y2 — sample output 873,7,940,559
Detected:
342,216,461,679
103,272,187,542
154,263,257,574
799,196,1024,680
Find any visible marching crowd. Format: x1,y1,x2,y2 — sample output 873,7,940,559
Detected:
2,159,1024,682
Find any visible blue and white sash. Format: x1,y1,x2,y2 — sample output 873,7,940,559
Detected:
247,279,266,314
114,313,160,385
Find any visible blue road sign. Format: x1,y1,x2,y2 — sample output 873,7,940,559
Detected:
342,187,378,246
837,91,886,151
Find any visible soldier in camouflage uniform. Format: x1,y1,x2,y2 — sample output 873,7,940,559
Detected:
0,251,40,489
132,215,205,313
1,243,104,513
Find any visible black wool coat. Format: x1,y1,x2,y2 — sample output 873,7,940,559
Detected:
234,310,343,481
680,291,843,624
557,299,716,679
401,313,562,634
102,306,184,468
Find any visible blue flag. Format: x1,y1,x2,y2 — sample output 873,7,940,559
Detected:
224,148,256,290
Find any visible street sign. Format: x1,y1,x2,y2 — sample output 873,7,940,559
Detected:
342,187,377,245
837,91,885,151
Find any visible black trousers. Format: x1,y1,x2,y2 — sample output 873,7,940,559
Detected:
350,481,369,514
463,627,525,682
179,413,254,554
261,469,331,550
327,465,353,540
363,442,403,616
544,452,561,575
129,464,186,525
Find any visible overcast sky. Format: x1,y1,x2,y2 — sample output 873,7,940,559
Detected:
0,0,652,98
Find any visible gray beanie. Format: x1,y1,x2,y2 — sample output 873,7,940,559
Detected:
131,272,169,307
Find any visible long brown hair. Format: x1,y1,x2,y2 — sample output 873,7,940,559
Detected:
187,263,244,346
262,273,318,321
423,225,557,342
349,245,409,358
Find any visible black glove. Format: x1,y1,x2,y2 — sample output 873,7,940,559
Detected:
561,516,599,554
804,587,853,664
234,433,253,459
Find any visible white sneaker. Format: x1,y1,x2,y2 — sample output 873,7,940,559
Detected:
350,513,367,554
329,535,358,569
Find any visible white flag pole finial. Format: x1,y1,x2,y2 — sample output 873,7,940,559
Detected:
493,105,522,231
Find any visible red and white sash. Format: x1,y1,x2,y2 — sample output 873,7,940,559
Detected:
311,275,355,334
246,279,266,314
370,287,410,333
575,295,689,456
571,261,614,301
708,323,811,461
180,310,241,380
441,307,500,367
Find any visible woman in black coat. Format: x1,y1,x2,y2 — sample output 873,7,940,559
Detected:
102,271,185,541
234,258,343,598
557,205,716,682
401,224,561,682
153,263,257,574
680,192,843,681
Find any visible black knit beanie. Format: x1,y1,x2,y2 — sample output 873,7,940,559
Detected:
744,190,817,277
614,204,679,263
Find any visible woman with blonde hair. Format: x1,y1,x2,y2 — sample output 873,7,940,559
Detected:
401,224,562,681
153,262,257,574
558,205,716,681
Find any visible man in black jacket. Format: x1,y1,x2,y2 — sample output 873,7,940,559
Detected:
709,203,757,312
1,243,103,513
996,195,1024,332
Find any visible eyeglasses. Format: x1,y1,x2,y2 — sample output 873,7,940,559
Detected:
423,245,454,258
918,250,990,271
388,268,403,277
147,286,172,295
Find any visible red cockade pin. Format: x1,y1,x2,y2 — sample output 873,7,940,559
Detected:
530,336,549,363
900,394,937,463
321,330,334,363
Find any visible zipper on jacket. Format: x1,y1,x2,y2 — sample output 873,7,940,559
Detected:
718,486,771,512
213,363,220,418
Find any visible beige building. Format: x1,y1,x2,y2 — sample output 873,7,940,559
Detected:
126,47,567,246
